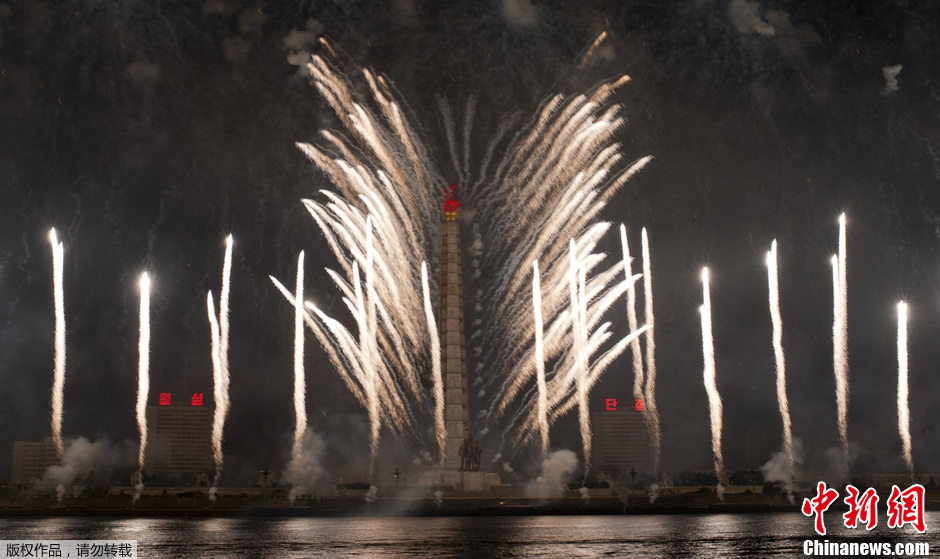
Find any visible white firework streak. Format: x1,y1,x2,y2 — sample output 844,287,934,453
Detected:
833,213,850,472
136,274,151,485
701,268,726,498
503,233,645,451
49,229,66,461
573,246,591,472
209,236,233,487
578,31,609,68
533,260,549,458
767,240,794,489
207,293,223,477
218,236,233,463
292,252,307,465
640,227,661,474
278,45,648,461
897,302,913,474
421,261,446,463
269,277,366,405
619,224,643,401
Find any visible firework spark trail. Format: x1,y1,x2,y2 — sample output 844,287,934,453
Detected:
421,261,446,462
578,31,608,68
288,46,648,461
219,236,233,429
364,217,382,480
49,229,66,461
701,267,726,499
495,235,633,451
619,225,643,401
897,302,913,474
641,228,661,474
576,259,592,473
207,293,223,494
767,240,794,490
833,213,850,473
273,270,421,445
135,273,151,500
533,260,549,458
493,236,640,428
269,277,366,406
210,236,234,489
483,223,612,402
292,252,306,466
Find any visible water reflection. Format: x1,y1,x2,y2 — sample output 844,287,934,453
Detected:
0,513,936,558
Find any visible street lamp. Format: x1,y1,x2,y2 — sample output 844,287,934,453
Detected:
260,470,271,506
392,468,401,495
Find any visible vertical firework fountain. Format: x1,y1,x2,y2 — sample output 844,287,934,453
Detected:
700,267,726,499
287,251,308,498
48,229,66,462
135,273,151,501
640,228,661,475
833,214,850,477
766,240,794,494
207,235,234,499
420,261,446,463
897,302,913,475
532,260,549,459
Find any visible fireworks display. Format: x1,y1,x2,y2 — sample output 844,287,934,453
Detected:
532,259,549,458
700,267,726,498
135,272,151,499
640,227,661,475
267,44,651,469
766,240,794,490
897,302,912,474
48,229,66,461
208,235,234,490
833,214,850,475
421,261,446,463
291,252,307,469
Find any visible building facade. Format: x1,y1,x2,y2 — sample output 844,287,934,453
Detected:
143,394,213,479
10,437,58,484
592,399,653,477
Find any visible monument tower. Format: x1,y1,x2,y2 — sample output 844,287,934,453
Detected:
440,184,470,466
420,184,502,492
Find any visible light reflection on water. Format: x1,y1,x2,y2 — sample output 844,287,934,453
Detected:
0,513,936,558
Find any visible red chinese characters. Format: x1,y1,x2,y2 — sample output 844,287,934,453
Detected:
802,481,840,535
843,485,879,530
887,484,926,533
803,483,928,535
635,399,645,411
159,392,171,406
191,393,204,406
605,398,617,411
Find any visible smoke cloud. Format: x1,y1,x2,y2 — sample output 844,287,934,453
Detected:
202,0,235,16
38,438,134,501
525,449,578,499
283,19,324,75
501,0,537,28
284,428,326,502
882,64,902,95
761,437,804,501
729,0,775,36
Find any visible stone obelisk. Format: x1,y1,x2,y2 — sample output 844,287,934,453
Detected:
440,184,469,467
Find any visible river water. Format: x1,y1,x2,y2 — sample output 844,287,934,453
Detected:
0,512,937,557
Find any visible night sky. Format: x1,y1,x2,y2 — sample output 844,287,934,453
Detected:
1,0,939,486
